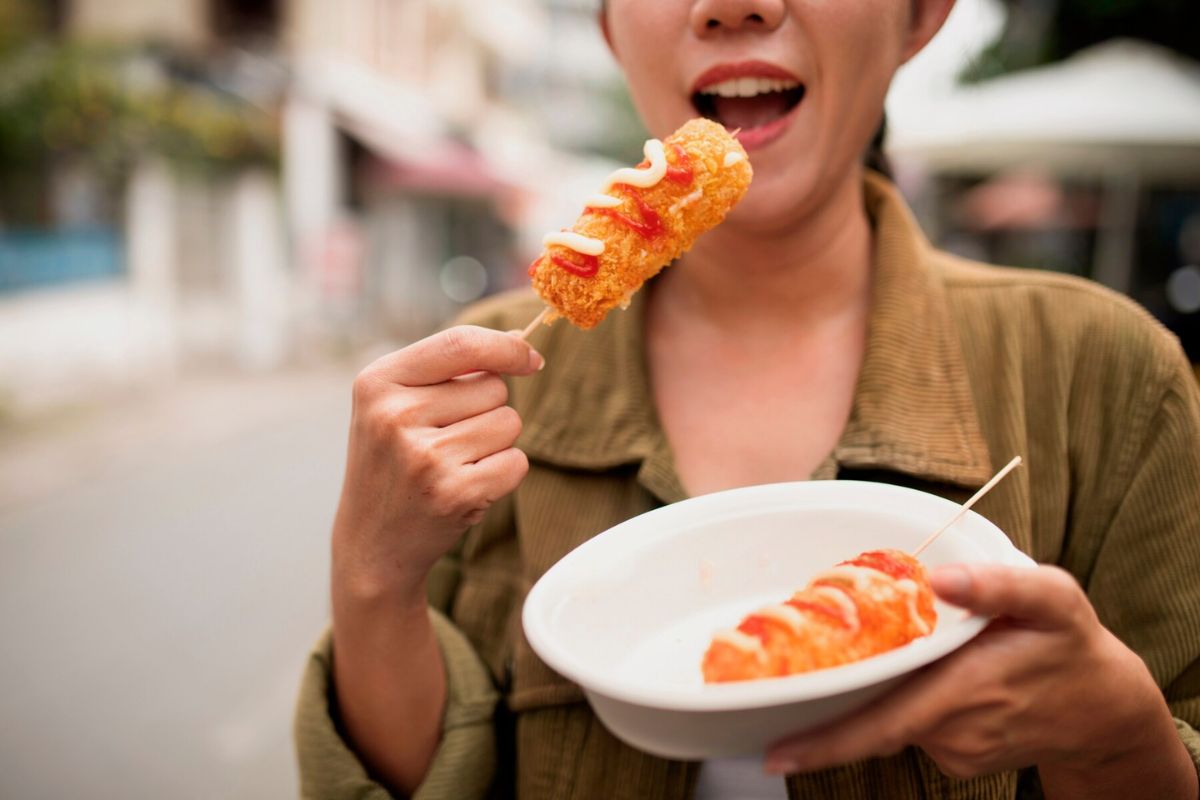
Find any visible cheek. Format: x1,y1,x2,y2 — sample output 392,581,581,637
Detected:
812,2,905,121
731,3,908,225
805,3,906,171
605,2,691,137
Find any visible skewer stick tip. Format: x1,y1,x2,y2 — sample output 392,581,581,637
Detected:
516,306,553,341
912,455,1023,557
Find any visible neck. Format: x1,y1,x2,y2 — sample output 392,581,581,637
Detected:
651,170,873,336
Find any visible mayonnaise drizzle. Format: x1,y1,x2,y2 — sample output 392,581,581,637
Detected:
713,629,766,657
757,603,807,635
811,585,862,633
811,564,887,593
602,138,667,193
668,186,703,215
543,231,605,256
585,193,622,209
723,151,745,167
543,138,677,260
894,578,931,635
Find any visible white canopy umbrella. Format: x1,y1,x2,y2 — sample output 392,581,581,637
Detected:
887,39,1200,182
887,39,1200,292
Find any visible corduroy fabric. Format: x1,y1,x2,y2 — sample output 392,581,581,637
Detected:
294,172,1200,799
295,611,499,800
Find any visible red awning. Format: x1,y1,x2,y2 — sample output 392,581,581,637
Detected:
374,139,512,198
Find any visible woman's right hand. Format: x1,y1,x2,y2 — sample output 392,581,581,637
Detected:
332,325,544,604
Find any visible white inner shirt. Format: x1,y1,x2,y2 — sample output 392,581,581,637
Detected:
694,757,790,800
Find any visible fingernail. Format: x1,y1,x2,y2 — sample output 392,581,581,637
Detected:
931,564,972,600
528,350,545,371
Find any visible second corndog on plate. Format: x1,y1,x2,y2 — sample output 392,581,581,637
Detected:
702,549,938,682
529,118,752,330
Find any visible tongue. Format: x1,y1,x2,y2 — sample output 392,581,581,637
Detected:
713,93,794,130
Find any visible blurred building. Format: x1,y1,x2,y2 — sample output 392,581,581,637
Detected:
0,0,290,413
0,0,630,415
283,0,532,341
282,0,632,341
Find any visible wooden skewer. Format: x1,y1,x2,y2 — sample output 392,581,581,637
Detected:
516,306,552,341
912,455,1023,557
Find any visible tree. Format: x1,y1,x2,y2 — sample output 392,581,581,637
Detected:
964,0,1200,82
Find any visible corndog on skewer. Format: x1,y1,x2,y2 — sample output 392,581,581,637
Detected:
701,459,1022,682
528,118,752,330
702,549,937,683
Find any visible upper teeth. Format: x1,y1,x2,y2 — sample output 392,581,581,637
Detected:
699,77,800,98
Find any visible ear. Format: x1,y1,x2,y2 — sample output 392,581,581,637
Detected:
900,0,956,64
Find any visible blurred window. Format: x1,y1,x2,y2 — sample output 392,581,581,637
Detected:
0,162,125,295
0,229,123,294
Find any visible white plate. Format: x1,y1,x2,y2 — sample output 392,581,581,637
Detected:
522,480,1035,759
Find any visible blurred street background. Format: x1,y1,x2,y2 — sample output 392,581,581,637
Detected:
0,0,1197,797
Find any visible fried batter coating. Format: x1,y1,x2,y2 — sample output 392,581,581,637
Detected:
702,549,938,683
530,118,752,329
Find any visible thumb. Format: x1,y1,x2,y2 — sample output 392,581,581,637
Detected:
930,562,1084,629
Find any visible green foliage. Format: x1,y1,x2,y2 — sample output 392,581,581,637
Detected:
963,0,1200,83
0,39,278,181
0,0,44,55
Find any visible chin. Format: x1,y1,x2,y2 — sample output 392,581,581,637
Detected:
722,158,826,233
744,145,868,227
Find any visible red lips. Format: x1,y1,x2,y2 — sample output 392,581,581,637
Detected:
690,60,806,151
691,60,802,94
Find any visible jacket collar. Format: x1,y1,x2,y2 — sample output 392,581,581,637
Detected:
517,172,993,500
833,173,993,487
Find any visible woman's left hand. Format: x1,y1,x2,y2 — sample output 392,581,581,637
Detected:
764,563,1197,799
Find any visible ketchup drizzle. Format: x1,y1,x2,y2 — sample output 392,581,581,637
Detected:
549,251,599,278
596,193,664,240
664,144,694,185
547,143,693,279
843,550,915,580
738,616,770,643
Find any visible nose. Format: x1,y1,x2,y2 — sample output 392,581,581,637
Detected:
690,0,785,36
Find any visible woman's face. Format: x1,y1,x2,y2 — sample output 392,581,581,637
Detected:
603,0,933,229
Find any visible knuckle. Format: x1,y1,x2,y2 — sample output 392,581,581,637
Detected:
1043,564,1080,596
463,483,494,513
510,447,530,477
425,493,458,521
366,398,418,438
424,478,466,519
498,448,530,488
482,448,528,499
441,326,484,363
401,430,439,472
495,404,523,437
351,369,382,405
936,756,980,781
1044,566,1091,621
480,374,509,406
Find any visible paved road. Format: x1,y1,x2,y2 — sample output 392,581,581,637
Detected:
0,368,354,799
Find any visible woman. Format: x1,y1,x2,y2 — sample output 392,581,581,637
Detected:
295,1,1200,797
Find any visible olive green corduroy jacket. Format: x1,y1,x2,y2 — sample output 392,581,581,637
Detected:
295,174,1200,799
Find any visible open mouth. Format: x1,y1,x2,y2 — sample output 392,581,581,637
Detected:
692,77,806,134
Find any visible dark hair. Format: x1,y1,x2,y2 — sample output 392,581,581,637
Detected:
864,114,892,179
